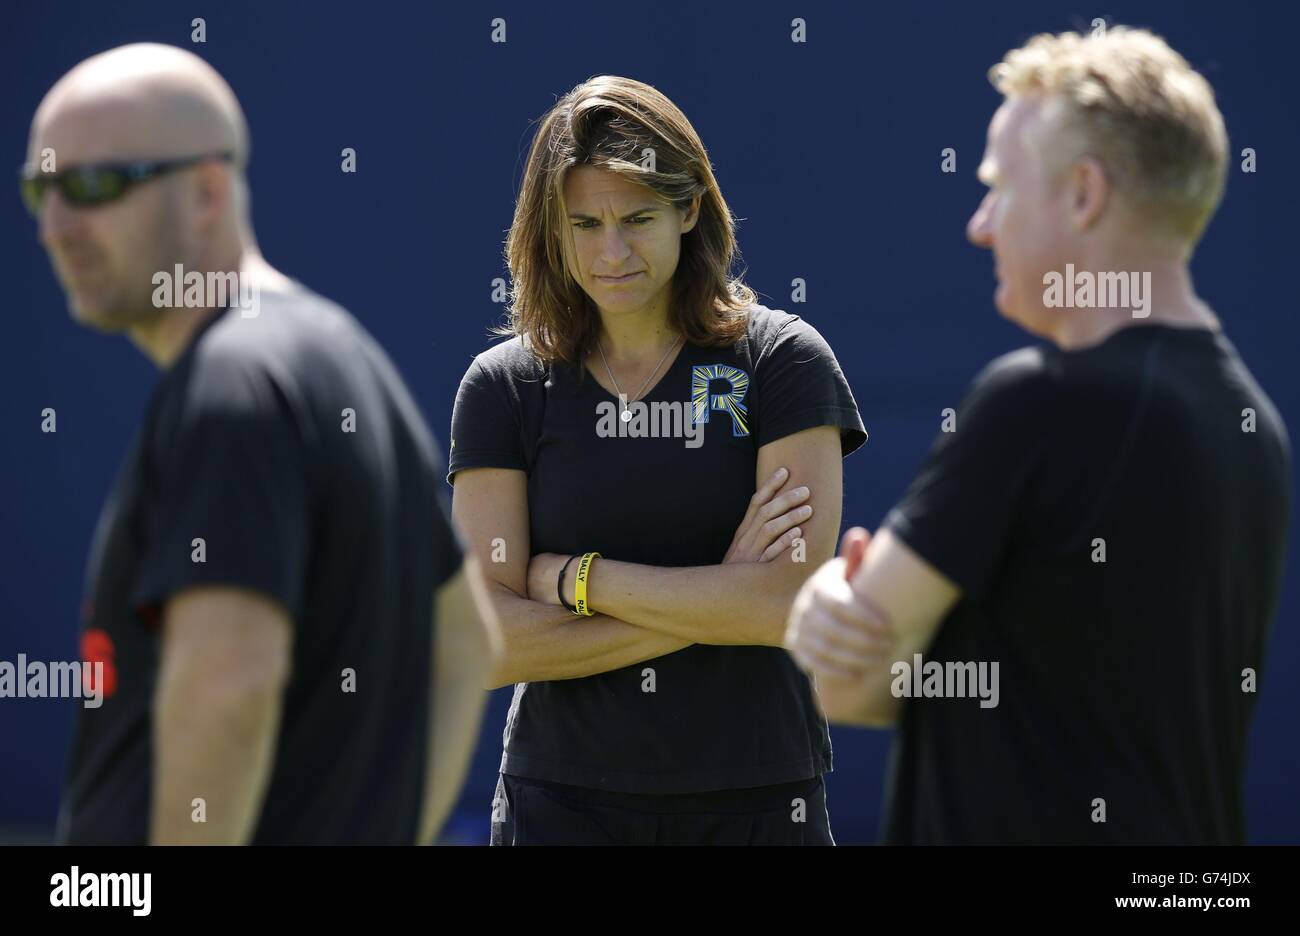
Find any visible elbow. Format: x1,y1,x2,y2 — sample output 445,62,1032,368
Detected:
482,627,526,689
476,583,523,689
827,692,899,729
812,671,900,729
821,700,897,729
484,638,534,689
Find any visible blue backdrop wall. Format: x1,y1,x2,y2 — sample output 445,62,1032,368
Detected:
1,0,1296,843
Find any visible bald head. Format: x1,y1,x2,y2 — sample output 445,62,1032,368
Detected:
29,44,255,335
31,43,248,169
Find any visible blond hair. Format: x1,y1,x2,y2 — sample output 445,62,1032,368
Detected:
499,75,753,371
990,27,1228,244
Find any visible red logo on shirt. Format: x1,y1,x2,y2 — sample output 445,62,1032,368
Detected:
81,628,118,699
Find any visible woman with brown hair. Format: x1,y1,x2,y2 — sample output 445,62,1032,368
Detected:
448,75,866,844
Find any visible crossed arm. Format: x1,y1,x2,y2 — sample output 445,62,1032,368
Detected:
783,527,962,727
142,421,891,842
451,425,845,688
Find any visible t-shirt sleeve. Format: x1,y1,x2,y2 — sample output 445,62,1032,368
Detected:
134,354,310,620
446,353,527,483
882,351,1058,602
756,316,868,456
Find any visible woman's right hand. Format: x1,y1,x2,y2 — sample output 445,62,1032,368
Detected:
723,467,813,564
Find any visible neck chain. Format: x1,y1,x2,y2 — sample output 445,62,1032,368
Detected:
596,334,682,422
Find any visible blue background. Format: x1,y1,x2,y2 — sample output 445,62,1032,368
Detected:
1,0,1296,844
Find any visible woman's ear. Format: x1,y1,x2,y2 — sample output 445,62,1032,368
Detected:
681,193,701,234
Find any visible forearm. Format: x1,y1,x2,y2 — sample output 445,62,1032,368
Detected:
151,667,283,844
829,529,960,727
487,582,691,688
420,568,496,844
586,558,815,648
422,666,488,842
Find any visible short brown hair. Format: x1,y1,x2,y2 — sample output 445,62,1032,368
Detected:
499,76,754,369
990,27,1228,244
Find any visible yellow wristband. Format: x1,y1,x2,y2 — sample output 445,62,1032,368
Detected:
573,552,601,617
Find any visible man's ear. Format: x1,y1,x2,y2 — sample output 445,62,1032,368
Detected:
191,160,231,234
1067,155,1109,232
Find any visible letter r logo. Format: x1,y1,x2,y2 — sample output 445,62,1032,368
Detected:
691,364,750,437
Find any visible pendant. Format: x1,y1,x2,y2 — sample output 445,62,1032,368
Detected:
620,408,632,423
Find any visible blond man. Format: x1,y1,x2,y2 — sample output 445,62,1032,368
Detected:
785,27,1290,844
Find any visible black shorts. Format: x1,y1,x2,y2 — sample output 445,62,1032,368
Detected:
490,773,834,845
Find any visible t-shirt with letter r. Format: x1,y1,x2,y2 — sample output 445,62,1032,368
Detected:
448,304,868,794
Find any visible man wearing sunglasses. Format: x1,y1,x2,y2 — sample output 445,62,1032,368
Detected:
26,43,500,845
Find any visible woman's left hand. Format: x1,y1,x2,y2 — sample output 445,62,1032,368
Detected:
526,552,570,606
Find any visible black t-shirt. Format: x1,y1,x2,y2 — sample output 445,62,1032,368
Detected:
448,305,867,794
57,284,463,844
882,324,1292,844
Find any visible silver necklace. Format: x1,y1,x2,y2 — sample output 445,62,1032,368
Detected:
597,334,682,422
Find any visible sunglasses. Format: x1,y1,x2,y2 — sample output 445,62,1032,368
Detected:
18,151,235,217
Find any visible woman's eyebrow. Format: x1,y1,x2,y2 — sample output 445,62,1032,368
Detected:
567,205,664,220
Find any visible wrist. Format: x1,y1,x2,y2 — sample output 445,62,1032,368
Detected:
572,552,601,616
565,558,579,608
557,554,580,611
